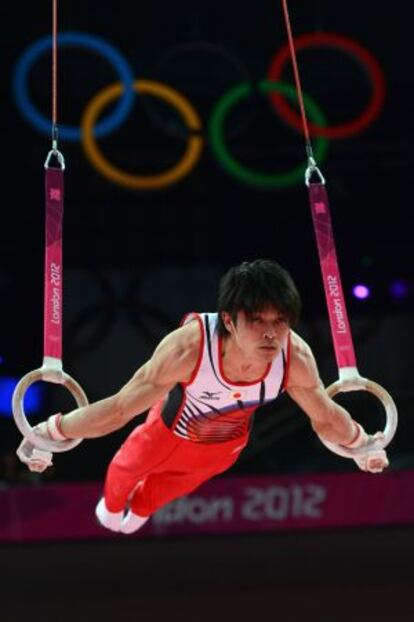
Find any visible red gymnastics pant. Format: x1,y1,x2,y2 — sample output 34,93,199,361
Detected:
103,401,249,516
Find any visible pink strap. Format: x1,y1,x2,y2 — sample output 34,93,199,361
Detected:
44,168,64,360
308,182,357,370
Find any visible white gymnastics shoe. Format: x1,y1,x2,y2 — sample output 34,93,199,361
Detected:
120,510,149,534
95,498,123,532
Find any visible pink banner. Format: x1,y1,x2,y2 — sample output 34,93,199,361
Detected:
309,182,357,369
1,471,413,542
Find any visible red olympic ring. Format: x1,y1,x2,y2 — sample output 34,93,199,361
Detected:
267,32,386,139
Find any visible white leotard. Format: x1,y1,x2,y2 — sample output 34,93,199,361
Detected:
160,312,290,444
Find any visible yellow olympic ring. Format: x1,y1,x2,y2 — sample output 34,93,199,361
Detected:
81,79,204,190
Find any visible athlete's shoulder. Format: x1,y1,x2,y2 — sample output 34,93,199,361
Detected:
175,315,204,350
289,330,313,357
147,316,203,384
287,331,319,389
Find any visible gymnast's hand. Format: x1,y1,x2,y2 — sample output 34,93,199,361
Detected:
16,414,65,473
348,425,389,474
16,423,53,473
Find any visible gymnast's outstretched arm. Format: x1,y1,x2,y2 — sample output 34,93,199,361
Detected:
286,332,389,473
49,320,200,439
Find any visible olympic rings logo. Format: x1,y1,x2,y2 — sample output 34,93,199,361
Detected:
13,31,386,191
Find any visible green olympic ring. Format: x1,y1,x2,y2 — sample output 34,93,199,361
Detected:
209,80,328,189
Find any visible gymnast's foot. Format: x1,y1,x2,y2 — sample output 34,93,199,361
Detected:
95,497,123,532
120,510,149,534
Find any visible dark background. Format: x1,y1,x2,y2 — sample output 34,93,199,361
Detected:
0,3,413,619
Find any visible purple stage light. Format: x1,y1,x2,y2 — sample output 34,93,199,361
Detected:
352,284,370,299
390,279,409,300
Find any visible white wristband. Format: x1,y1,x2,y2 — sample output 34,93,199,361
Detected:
47,414,68,441
343,422,368,449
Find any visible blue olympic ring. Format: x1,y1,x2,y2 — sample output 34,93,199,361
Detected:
13,31,135,142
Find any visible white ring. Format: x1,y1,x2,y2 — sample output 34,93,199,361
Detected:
12,367,88,453
319,374,398,459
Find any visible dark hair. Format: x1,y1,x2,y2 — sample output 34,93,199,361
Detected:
217,259,301,337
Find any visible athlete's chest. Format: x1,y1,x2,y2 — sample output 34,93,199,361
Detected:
188,367,279,410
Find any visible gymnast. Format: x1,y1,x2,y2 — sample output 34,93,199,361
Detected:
17,259,389,534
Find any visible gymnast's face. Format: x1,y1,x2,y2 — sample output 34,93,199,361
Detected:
222,307,289,362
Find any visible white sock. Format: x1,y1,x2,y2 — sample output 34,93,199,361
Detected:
120,510,149,534
95,498,123,532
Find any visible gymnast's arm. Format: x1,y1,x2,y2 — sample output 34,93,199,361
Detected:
286,332,360,446
54,320,201,439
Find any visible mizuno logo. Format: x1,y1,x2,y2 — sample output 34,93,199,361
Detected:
199,391,221,401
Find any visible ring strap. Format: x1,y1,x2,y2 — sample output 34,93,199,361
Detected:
308,182,357,371
44,167,64,362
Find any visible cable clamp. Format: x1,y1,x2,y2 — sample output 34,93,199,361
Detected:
305,156,325,187
44,148,65,170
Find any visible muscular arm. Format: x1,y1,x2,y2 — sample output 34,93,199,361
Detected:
58,320,201,439
286,332,357,446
